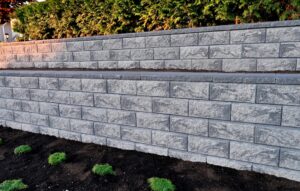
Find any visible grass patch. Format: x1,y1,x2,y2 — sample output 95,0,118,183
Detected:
0,138,3,145
148,177,176,191
92,164,116,176
48,152,67,165
0,179,28,191
14,145,32,155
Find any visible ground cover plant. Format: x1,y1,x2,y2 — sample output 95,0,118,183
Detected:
13,145,32,155
48,152,67,165
148,177,176,191
92,163,116,176
0,138,3,145
0,179,28,191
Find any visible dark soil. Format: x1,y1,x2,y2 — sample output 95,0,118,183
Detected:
0,126,300,191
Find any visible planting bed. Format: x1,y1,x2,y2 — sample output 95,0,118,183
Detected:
0,126,300,191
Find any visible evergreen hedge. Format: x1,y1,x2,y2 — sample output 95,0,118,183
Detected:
13,0,300,40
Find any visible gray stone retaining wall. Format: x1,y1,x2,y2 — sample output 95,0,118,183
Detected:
0,20,300,72
0,70,299,182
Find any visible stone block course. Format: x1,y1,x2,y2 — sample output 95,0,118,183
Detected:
121,126,151,144
280,149,300,171
170,81,209,99
242,43,279,58
152,130,188,150
153,98,188,116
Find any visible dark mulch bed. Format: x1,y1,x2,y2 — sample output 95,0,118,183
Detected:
0,126,299,191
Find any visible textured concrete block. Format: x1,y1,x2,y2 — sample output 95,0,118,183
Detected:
0,98,5,108
243,43,279,58
188,136,229,157
13,88,30,100
103,39,122,50
169,149,206,162
48,62,64,68
222,59,257,72
84,40,103,51
30,89,48,102
165,60,191,70
82,107,107,122
6,121,22,130
21,77,39,88
69,92,94,106
137,81,169,97
171,33,198,46
136,112,169,131
170,116,208,136
94,94,121,109
73,51,91,62
81,134,106,145
34,62,48,68
6,77,21,87
108,80,136,95
6,99,22,110
282,106,300,127
59,130,81,141
67,41,83,51
39,102,59,116
131,49,153,60
51,42,67,52
231,103,281,125
191,59,222,71
94,122,120,138
107,109,136,126
80,61,98,69
82,79,106,93
91,50,110,61
210,45,241,58
30,54,43,62
257,85,300,105
48,90,69,104
180,46,208,59
98,61,118,69
209,120,254,142
199,31,229,45
280,149,300,171
257,59,297,71
152,131,187,150
37,43,52,53
0,77,5,87
0,109,13,120
153,98,188,116
121,95,152,112
59,78,81,91
140,60,164,69
24,44,38,53
43,52,72,62
255,125,300,149
189,100,231,120
70,119,93,134
123,37,145,49
49,116,70,130
208,156,253,171
110,50,131,60
280,42,300,57
59,104,81,118
211,83,256,103
170,81,209,99
231,29,265,44
230,141,279,166
146,35,170,47
118,61,139,69
154,47,179,60
0,87,12,98
107,138,135,150
136,144,168,156
121,126,151,144
22,101,39,113
267,27,300,42
40,127,59,137
30,113,48,126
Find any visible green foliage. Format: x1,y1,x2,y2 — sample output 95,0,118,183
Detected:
13,0,300,40
0,138,3,145
0,179,28,191
48,152,67,165
148,177,176,191
14,145,32,155
92,163,116,176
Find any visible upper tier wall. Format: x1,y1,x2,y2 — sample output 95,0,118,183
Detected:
0,20,300,72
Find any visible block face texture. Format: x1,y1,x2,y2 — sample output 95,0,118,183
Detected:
70,119,93,134
39,102,59,116
22,101,39,113
282,106,300,127
37,44,52,53
230,141,279,166
257,85,300,105
107,109,136,126
198,31,229,45
189,100,231,120
59,104,81,119
67,41,83,51
121,96,152,112
154,47,179,60
131,49,153,60
80,61,98,69
140,60,164,69
222,59,257,72
82,107,107,122
0,87,12,98
231,103,282,125
40,127,59,137
21,77,39,88
82,79,106,93
280,149,300,171
188,136,229,157
82,134,106,145
94,94,121,109
165,60,191,70
168,150,206,162
110,50,131,61
107,138,135,150
123,37,145,49
49,116,69,130
242,43,279,58
13,88,30,100
73,51,91,62
152,131,187,150
191,59,222,71
207,156,252,171
136,144,168,156
30,113,48,126
257,59,297,71
267,27,300,42
153,98,188,116
121,126,151,144
84,40,103,51
170,116,208,136
136,112,169,131
118,61,139,69
171,33,198,46
210,83,256,103
146,35,170,48
108,80,136,95
280,42,300,57
48,91,69,104
231,29,265,44
94,122,120,138
22,124,39,133
69,92,94,106
103,39,122,50
180,46,208,59
0,109,14,120
137,81,169,97
6,99,22,110
91,51,110,61
30,89,48,102
98,61,117,69
255,125,300,149
59,78,81,91
59,130,81,141
6,77,21,87
210,45,241,58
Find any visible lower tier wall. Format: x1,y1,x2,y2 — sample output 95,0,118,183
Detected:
0,70,299,182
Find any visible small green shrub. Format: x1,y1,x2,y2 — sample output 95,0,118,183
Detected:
0,179,28,191
48,152,67,166
14,145,32,155
92,164,116,176
0,138,3,145
148,177,176,191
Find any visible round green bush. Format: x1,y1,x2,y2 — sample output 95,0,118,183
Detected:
0,179,28,191
148,177,176,191
92,163,116,176
48,152,67,166
14,145,32,155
